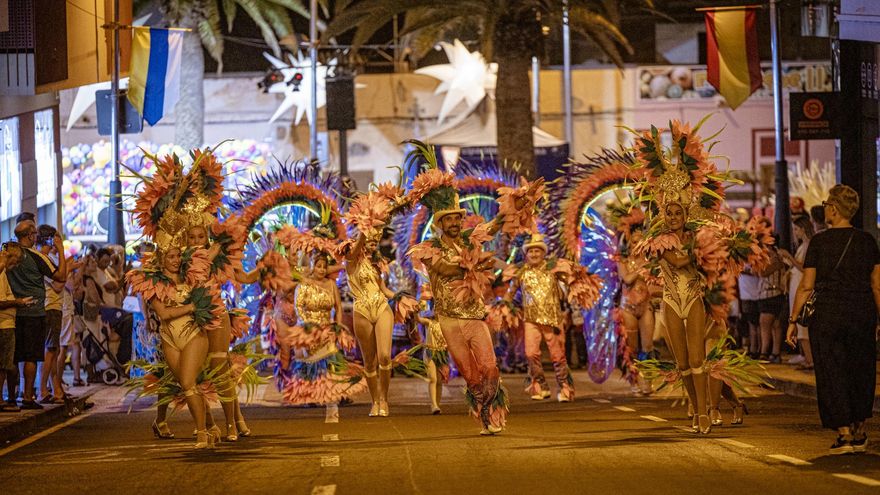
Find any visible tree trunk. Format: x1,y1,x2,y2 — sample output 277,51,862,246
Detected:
493,15,539,178
174,15,205,150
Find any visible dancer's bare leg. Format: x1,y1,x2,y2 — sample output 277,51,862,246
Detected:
663,305,696,424
209,315,237,439
374,308,394,414
427,360,441,413
163,335,209,442
353,312,379,415
685,303,709,432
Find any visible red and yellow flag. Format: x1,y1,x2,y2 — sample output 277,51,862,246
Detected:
704,7,762,109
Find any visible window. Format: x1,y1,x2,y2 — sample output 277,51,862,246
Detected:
34,109,56,208
0,117,21,221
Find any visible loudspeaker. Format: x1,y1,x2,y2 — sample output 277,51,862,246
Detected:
96,89,144,136
325,76,356,131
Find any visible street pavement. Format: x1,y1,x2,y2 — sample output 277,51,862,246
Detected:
1,371,879,495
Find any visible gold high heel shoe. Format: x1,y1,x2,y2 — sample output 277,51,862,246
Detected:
698,414,712,435
194,429,213,449
369,402,380,417
731,402,748,425
378,400,389,417
709,407,723,427
208,424,222,444
236,420,252,437
225,424,239,442
152,421,174,439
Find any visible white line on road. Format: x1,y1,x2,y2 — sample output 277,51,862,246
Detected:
673,426,694,433
832,474,880,487
715,439,755,449
592,398,611,404
0,410,93,457
640,415,668,422
311,485,337,495
322,434,339,442
767,454,812,466
613,406,636,412
325,404,339,423
320,455,340,467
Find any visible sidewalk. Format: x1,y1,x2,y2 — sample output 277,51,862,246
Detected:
763,361,880,413
0,378,105,446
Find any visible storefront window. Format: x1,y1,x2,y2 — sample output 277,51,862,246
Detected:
0,117,22,222
34,109,56,208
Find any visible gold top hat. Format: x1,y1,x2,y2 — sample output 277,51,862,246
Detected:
523,233,548,253
433,192,467,223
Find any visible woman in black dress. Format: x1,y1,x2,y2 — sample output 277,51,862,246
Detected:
787,184,880,455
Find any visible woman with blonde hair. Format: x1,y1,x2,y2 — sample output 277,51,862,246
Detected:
788,184,880,455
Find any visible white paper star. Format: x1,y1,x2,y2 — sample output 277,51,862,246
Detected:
265,51,333,125
415,39,497,125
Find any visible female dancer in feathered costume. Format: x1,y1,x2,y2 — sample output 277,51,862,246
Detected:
503,233,602,402
627,119,773,434
127,150,226,449
405,143,544,435
416,284,449,415
338,184,414,417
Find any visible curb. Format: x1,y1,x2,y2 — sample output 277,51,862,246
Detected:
0,392,97,446
767,376,880,413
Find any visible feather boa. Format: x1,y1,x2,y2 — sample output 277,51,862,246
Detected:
496,177,545,237
284,322,356,353
125,268,177,303
485,299,522,333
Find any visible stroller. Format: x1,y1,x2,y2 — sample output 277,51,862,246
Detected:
81,307,133,385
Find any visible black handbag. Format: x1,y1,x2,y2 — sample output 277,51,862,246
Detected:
796,232,853,326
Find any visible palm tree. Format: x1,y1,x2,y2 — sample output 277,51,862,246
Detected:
326,1,656,177
145,1,303,149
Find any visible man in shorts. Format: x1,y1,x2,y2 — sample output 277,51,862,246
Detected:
37,225,67,403
0,242,33,412
6,221,67,409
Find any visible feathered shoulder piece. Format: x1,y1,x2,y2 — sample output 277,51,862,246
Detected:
496,177,545,237
126,268,177,303
402,140,457,209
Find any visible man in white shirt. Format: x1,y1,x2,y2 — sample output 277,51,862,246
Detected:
0,242,34,412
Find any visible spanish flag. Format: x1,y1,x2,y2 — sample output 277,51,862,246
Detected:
704,7,762,110
127,27,184,126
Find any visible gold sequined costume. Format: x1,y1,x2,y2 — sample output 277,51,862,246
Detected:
347,260,390,323
430,242,487,320
659,253,703,320
520,265,563,329
159,283,199,352
295,282,334,326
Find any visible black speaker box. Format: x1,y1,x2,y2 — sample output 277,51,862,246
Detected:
325,76,356,131
96,89,144,136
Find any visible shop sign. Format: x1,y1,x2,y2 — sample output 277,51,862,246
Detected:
789,92,840,140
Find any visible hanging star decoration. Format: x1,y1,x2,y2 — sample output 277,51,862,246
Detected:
414,39,498,125
264,51,334,125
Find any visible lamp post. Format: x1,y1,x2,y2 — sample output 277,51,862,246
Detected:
562,0,573,152
770,0,791,252
107,0,125,246
309,0,319,162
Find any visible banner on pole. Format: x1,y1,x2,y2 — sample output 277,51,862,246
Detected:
704,6,763,109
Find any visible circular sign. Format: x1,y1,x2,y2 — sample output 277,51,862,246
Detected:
802,98,824,120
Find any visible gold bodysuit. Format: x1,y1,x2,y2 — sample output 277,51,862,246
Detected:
159,282,198,352
520,265,563,329
425,318,447,350
659,255,703,320
429,241,487,320
295,281,335,326
347,260,390,323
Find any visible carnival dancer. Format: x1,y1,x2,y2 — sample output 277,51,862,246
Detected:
280,252,365,408
630,120,773,435
505,234,576,402
617,222,657,396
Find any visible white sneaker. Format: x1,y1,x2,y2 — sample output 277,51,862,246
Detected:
541,389,551,399
530,393,546,400
557,393,572,403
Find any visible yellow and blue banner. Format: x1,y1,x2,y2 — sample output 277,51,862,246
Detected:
127,27,184,126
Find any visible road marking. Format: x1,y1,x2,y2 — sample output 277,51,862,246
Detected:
832,474,880,487
673,426,695,433
613,406,636,412
592,398,611,404
0,410,93,457
322,434,339,442
766,454,812,466
640,415,668,422
325,404,339,423
320,455,340,467
311,485,337,495
716,439,755,449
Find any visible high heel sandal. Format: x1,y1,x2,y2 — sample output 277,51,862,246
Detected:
378,400,389,417
698,415,712,435
709,407,723,427
208,424,223,444
687,402,695,419
194,429,214,449
236,420,252,437
369,402,380,417
731,402,748,425
152,420,175,439
225,424,239,442
691,415,699,433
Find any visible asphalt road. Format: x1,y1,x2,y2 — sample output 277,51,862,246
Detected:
1,371,879,495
